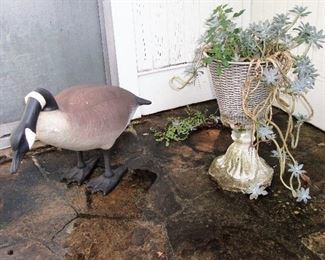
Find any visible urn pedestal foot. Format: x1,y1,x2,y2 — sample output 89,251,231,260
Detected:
208,128,273,193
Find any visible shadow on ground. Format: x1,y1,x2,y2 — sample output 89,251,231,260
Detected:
0,101,324,259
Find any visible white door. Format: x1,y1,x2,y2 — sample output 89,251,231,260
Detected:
104,0,251,117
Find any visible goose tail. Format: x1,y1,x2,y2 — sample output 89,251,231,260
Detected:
135,96,152,106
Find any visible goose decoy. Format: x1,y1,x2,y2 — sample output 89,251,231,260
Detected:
10,85,151,195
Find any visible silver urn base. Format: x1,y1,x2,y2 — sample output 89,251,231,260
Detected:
209,128,274,193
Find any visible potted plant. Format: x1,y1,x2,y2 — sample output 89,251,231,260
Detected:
170,5,324,202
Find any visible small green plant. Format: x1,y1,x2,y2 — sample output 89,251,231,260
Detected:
151,109,219,146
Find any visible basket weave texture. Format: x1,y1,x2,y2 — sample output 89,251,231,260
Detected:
209,61,271,127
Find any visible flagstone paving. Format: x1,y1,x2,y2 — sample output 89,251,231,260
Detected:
0,101,324,259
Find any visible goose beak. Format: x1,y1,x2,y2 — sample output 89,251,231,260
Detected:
10,150,22,174
9,96,41,174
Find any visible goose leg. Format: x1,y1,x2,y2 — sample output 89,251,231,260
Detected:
86,150,127,195
61,151,98,185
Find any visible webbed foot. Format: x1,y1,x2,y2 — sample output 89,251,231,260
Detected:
61,157,98,185
86,165,127,195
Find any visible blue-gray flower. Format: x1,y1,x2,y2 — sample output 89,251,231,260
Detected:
288,162,305,178
247,184,268,200
270,149,288,159
270,150,280,158
291,78,308,94
263,68,280,85
293,56,318,88
296,187,311,203
295,22,325,48
289,6,311,17
294,113,308,126
257,124,276,141
249,20,273,40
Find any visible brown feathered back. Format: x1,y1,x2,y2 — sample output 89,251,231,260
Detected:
37,85,139,151
56,85,138,113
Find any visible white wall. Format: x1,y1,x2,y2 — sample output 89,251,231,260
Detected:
251,0,325,130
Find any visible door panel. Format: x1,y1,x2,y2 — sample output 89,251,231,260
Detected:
138,66,214,115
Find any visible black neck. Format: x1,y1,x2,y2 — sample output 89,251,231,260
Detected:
35,88,59,111
10,98,41,151
10,88,58,151
22,98,42,131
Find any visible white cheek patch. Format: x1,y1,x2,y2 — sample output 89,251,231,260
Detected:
25,128,36,149
25,91,46,109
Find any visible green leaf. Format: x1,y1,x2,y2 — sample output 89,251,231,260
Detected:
233,9,245,18
222,60,229,67
220,20,228,28
202,56,213,65
224,8,233,13
215,64,223,75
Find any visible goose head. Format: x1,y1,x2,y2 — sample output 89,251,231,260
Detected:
10,88,58,173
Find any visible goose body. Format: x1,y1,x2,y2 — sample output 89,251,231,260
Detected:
36,85,139,151
10,85,151,195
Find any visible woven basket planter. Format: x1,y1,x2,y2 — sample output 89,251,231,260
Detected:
209,61,271,128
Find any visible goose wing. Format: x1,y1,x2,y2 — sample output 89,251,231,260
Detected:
55,85,138,113
55,85,138,142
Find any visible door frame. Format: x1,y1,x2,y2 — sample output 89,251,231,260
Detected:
103,0,142,118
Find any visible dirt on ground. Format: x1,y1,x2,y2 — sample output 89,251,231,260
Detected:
0,101,324,259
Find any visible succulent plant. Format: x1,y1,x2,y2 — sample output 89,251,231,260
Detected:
170,4,324,203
